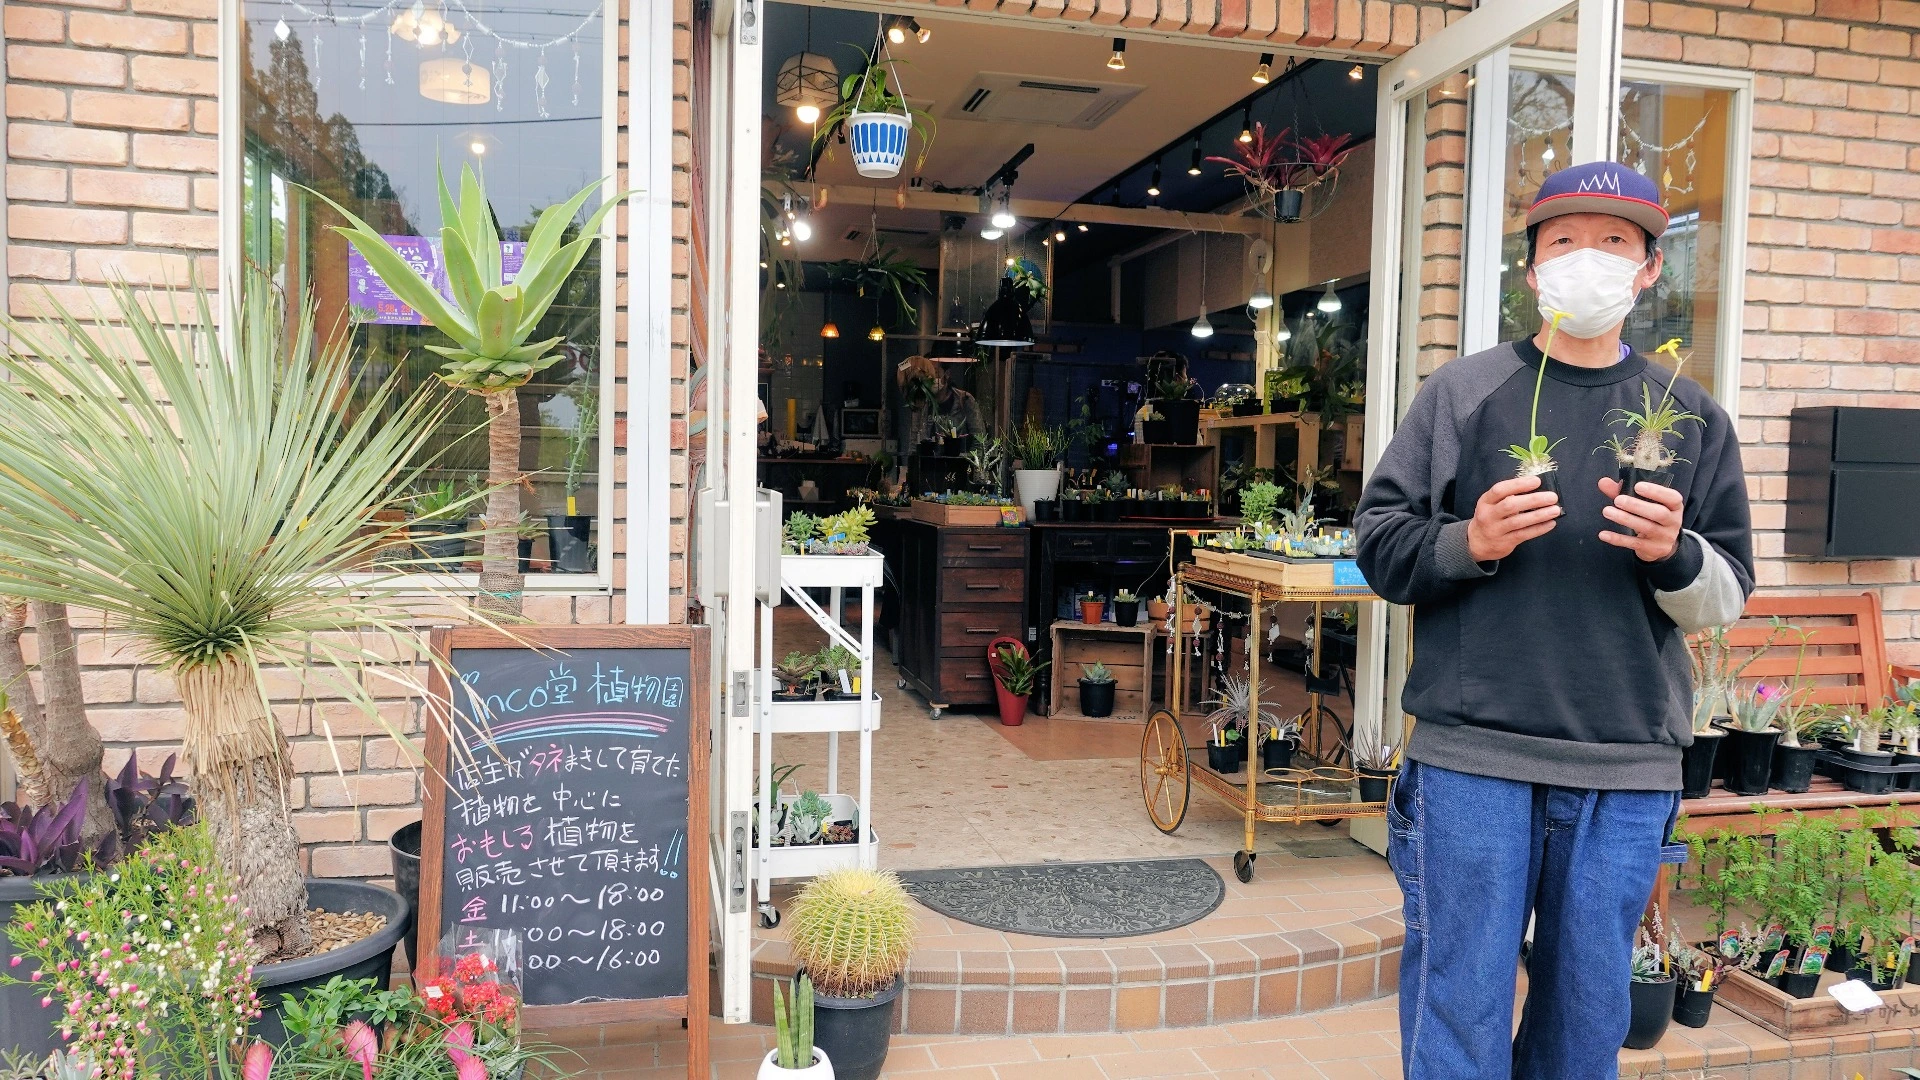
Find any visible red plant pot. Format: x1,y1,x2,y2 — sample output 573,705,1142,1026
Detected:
1080,601,1105,624
987,635,1034,727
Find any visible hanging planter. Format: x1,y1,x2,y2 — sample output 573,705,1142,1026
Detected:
814,25,936,182
1273,188,1304,223
848,111,912,178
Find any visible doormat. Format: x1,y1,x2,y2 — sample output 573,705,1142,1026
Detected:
898,859,1225,939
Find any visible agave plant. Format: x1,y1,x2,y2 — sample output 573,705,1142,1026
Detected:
309,164,633,616
0,272,485,956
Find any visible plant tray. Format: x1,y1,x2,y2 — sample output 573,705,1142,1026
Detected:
1716,966,1920,1039
910,499,1011,527
1813,750,1920,795
1190,549,1375,599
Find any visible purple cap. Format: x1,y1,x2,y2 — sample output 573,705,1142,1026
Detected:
1526,162,1669,239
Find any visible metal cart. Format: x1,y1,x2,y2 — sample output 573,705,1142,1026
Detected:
1140,543,1386,883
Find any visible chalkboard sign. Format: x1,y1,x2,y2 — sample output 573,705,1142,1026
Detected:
418,627,709,1056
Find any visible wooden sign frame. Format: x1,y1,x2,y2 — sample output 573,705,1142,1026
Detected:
417,625,708,1075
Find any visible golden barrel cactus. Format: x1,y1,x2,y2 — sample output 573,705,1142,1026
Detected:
785,868,917,999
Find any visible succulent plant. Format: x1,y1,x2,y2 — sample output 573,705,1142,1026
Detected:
787,791,833,845
785,868,917,998
1080,662,1115,684
773,652,821,692
771,975,816,1070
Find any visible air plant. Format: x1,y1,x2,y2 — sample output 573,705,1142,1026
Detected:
1292,132,1356,182
1204,676,1283,748
1728,683,1785,734
1689,622,1788,734
1502,311,1569,484
1605,338,1704,476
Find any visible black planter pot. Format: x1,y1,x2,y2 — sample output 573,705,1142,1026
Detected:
1838,746,1895,767
1141,420,1172,444
1719,727,1781,796
1897,751,1920,790
1618,465,1675,498
547,514,594,573
1113,600,1140,627
1062,500,1088,522
517,537,536,574
254,880,412,1045
1671,982,1715,1028
1157,399,1201,445
772,689,815,703
1681,730,1723,798
410,520,467,564
389,820,423,969
1830,941,1854,975
1273,187,1305,223
0,871,90,1057
1079,679,1117,718
1779,970,1821,999
1095,501,1121,522
1529,470,1561,498
1846,966,1899,992
1771,743,1820,794
1357,767,1395,804
811,976,903,1080
1263,736,1299,772
1232,400,1265,416
1032,499,1059,523
1624,977,1677,1049
1208,741,1247,774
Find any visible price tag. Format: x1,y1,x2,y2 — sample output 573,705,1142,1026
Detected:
1829,978,1883,1013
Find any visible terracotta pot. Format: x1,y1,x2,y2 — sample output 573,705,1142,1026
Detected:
1080,600,1105,624
1148,599,1170,621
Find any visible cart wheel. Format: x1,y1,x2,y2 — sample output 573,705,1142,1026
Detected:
929,706,943,720
897,677,907,689
1140,710,1190,834
1233,850,1257,883
758,903,780,929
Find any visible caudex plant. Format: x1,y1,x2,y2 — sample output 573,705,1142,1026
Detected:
1603,338,1704,488
1502,311,1568,493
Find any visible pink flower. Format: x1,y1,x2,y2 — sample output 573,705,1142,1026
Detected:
9,957,19,967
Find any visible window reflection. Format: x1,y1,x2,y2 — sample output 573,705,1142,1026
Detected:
240,0,606,574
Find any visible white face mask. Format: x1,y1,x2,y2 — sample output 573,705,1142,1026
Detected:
1533,247,1648,340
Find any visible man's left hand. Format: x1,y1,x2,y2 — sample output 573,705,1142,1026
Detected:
1597,477,1683,562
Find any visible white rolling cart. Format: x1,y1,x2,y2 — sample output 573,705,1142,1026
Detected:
754,491,883,928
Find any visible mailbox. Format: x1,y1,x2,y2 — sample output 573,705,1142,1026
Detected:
1785,406,1920,558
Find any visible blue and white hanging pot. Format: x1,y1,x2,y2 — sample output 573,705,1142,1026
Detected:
847,111,911,178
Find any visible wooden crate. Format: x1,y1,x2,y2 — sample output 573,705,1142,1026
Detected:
910,499,1009,526
1048,621,1157,720
1716,967,1920,1039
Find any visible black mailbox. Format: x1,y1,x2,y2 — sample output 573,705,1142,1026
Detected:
1785,406,1920,557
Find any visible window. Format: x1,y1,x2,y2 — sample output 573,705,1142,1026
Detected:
1493,58,1748,401
239,0,610,577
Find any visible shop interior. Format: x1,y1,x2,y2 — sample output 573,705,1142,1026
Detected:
754,3,1386,870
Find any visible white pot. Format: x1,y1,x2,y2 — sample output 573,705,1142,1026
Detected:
847,111,911,178
1013,467,1062,517
758,1048,834,1080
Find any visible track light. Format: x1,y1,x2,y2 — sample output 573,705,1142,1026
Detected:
1107,38,1127,70
913,17,930,43
990,191,1016,231
1054,229,1067,242
1252,53,1273,83
1238,105,1254,143
1349,63,1365,80
1318,281,1343,313
885,14,909,44
1188,136,1203,176
1077,223,1088,232
1146,164,1161,198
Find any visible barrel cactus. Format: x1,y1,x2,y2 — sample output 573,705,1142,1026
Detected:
785,868,916,999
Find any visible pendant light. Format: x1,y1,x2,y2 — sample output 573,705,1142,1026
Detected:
1187,136,1203,176
1318,280,1343,313
868,324,886,341
1107,38,1127,70
1238,105,1254,143
977,277,1035,348
1275,321,1292,343
821,289,839,339
1192,234,1213,338
1146,163,1162,199
1247,239,1274,310
1251,53,1274,84
775,12,838,125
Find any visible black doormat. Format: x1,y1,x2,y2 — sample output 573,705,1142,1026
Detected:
898,859,1226,939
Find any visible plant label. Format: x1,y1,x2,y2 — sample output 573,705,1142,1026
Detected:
1718,930,1743,958
837,668,853,694
1765,950,1790,979
1828,978,1883,1014
1762,924,1785,952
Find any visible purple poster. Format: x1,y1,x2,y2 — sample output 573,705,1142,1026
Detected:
347,236,527,325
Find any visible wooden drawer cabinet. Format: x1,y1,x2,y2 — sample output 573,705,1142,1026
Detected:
894,522,1030,714
938,661,998,702
946,567,1024,605
940,606,1026,655
939,531,1025,565
1053,531,1107,557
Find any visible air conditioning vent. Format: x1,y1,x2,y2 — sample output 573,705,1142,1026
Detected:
947,72,1142,129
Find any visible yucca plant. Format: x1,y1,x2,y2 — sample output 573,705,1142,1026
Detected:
309,164,633,616
0,272,486,957
785,867,916,999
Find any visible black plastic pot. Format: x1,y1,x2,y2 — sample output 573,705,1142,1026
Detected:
1681,730,1723,799
411,520,467,563
1208,742,1247,774
811,976,902,1080
1624,977,1677,1049
1838,746,1895,767
390,820,422,969
517,537,536,574
1262,736,1298,772
0,871,90,1057
1095,501,1121,522
1719,726,1781,796
1771,743,1820,794
1530,470,1560,498
1141,420,1172,444
547,514,594,573
1846,966,1899,992
1062,500,1088,522
1032,499,1059,523
1157,399,1201,445
1779,970,1821,999
1618,465,1674,497
1232,400,1265,416
1357,767,1395,804
1113,600,1140,627
1671,982,1715,1029
1079,679,1117,718
772,690,815,703
1896,751,1920,790
1273,187,1305,223
253,880,412,1045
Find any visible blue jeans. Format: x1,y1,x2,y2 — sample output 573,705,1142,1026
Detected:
1388,759,1680,1080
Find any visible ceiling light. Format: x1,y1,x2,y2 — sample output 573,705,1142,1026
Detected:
980,226,1004,240
1054,229,1067,242
1146,164,1162,198
775,51,839,125
419,57,490,105
392,0,460,46
1077,223,1088,232
1252,53,1273,84
977,276,1035,347
911,17,930,43
1249,286,1274,310
1318,281,1342,313
791,217,812,242
1188,137,1203,176
821,321,840,339
1191,310,1214,339
468,138,486,155
1107,38,1127,71
1348,63,1364,80
796,103,820,125
886,15,909,44
1238,105,1254,143
990,191,1016,230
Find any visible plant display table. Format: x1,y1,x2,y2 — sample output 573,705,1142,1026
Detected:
1046,619,1161,720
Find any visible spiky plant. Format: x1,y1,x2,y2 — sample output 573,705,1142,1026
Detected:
771,974,816,1070
309,164,633,616
785,868,917,999
1606,338,1704,472
0,273,485,957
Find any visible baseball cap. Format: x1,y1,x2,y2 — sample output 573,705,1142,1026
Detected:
1525,162,1669,239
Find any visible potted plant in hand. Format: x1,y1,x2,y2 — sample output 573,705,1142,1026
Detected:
762,975,832,1080
1502,313,1568,496
1604,338,1705,500
774,652,823,703
1112,589,1141,627
1624,911,1679,1050
989,641,1046,727
1721,684,1785,796
1078,662,1117,718
784,868,916,1080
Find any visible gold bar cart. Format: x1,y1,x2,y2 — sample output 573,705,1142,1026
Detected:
1139,540,1386,882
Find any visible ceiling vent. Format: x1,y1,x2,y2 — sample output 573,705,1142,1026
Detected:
947,72,1142,129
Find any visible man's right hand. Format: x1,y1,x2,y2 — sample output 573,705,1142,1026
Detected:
1466,476,1562,563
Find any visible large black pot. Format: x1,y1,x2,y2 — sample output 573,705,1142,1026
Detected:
1032,499,1059,523
1062,500,1088,522
1113,600,1140,627
389,821,423,968
410,521,467,564
0,871,89,1058
1262,736,1298,772
1680,730,1722,799
1156,399,1201,445
811,976,902,1080
546,514,594,573
1623,977,1677,1049
1141,420,1172,445
1357,767,1395,805
1895,751,1920,790
1771,743,1820,794
1671,982,1715,1028
1208,741,1247,774
517,537,536,574
1078,679,1116,718
1719,726,1781,796
253,879,412,1045
1273,188,1305,223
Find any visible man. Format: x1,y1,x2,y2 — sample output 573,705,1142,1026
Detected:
1354,162,1754,1080
899,354,986,449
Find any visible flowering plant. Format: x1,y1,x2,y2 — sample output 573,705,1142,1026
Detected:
417,950,521,1030
4,823,258,1080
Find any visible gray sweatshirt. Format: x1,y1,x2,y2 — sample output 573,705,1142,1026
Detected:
1355,339,1754,791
